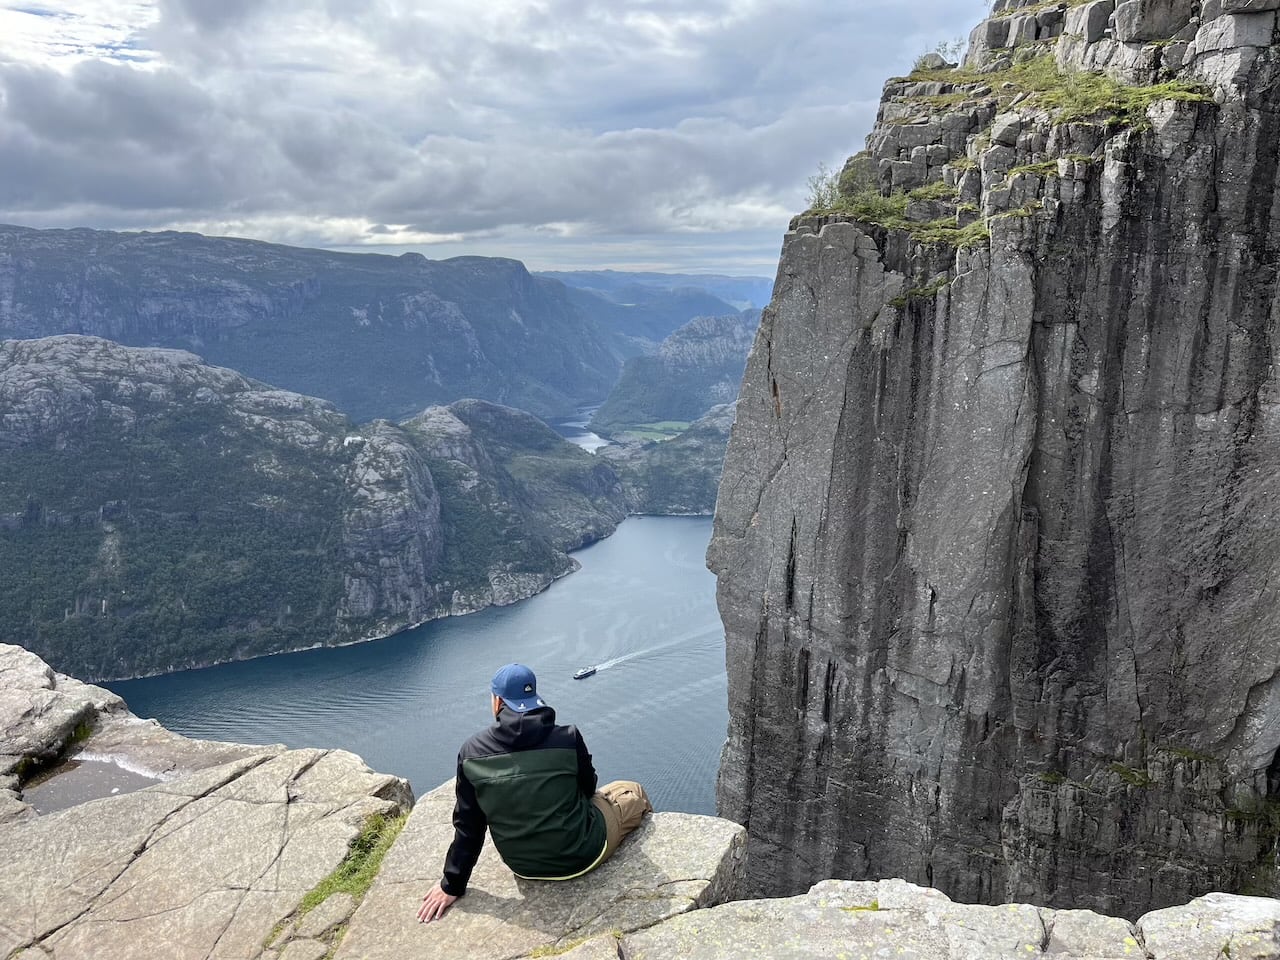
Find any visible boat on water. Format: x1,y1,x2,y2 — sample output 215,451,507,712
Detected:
573,666,597,680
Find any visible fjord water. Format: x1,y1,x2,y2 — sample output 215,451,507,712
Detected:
108,517,726,814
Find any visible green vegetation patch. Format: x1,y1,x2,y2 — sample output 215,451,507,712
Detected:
890,275,953,309
841,899,881,913
299,812,406,915
806,184,992,249
1007,55,1212,125
908,179,960,202
1225,798,1280,830
893,52,1211,129
1162,745,1216,763
620,421,694,442
1108,762,1152,788
0,401,350,680
927,54,1209,124
529,931,624,957
265,812,407,955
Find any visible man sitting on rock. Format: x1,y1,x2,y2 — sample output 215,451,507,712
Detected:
418,662,653,922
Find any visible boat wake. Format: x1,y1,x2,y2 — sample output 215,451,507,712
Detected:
590,625,722,673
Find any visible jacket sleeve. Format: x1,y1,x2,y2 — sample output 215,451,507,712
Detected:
574,727,599,796
441,759,487,896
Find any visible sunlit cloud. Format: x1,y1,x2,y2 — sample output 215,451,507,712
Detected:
0,1,158,65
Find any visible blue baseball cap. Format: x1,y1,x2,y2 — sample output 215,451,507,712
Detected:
491,663,546,713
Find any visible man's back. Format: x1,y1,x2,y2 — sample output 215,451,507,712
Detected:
419,663,652,923
458,706,606,879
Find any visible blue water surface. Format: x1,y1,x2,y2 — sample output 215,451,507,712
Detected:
109,516,726,814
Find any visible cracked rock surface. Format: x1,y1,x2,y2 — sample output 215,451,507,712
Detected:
710,0,1280,916
333,781,746,960
622,878,1280,960
0,644,413,960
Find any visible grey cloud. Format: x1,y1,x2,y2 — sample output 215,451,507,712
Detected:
155,0,265,32
2,0,982,270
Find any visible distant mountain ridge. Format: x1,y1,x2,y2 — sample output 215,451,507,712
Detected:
558,283,746,346
0,224,620,423
538,270,774,310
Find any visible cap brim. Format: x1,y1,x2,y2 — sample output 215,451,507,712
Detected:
505,696,546,713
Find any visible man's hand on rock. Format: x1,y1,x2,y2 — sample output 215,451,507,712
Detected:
418,882,458,922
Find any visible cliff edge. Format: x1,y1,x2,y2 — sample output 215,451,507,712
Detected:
7,644,1280,957
710,0,1280,916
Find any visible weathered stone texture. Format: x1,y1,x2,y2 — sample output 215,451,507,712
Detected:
338,420,445,634
710,0,1280,918
0,647,414,960
623,879,1280,960
334,780,747,960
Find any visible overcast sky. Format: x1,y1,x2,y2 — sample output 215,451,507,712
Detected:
0,1,982,274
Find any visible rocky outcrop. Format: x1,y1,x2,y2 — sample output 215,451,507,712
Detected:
0,225,620,422
0,643,414,959
625,878,1280,960
333,781,746,960
0,337,629,681
600,403,737,515
589,312,757,435
0,644,755,960
403,398,629,614
8,646,1280,959
710,0,1280,917
337,422,444,638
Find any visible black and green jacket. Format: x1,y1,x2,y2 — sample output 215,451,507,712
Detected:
441,705,607,895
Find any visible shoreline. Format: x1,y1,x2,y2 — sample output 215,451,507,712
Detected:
99,512,713,685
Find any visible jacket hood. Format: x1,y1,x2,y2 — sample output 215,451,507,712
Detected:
492,704,558,749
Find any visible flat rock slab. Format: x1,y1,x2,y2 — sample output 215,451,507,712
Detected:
0,748,412,960
622,879,1055,960
335,780,746,960
620,879,1280,959
1139,892,1280,959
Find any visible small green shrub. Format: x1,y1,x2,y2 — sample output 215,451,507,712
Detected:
805,162,842,211
908,179,960,202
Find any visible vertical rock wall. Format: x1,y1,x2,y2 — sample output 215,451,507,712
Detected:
710,0,1280,916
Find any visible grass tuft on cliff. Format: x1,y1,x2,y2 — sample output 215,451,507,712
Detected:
898,54,1212,127
1008,55,1213,125
301,812,407,914
805,179,990,250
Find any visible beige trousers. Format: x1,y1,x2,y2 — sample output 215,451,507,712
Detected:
590,780,653,861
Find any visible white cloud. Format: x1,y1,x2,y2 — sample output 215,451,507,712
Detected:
0,2,158,65
0,0,983,271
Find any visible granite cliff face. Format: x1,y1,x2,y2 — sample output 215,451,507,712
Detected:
710,0,1280,917
0,225,620,421
0,336,628,680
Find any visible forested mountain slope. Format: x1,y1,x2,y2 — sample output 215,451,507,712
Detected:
0,225,619,422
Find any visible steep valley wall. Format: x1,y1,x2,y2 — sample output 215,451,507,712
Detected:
709,0,1280,917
